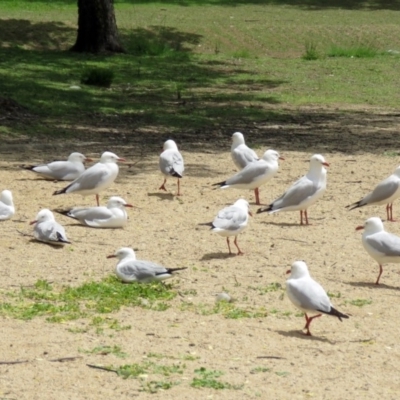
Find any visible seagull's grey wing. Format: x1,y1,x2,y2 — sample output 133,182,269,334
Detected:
232,146,258,169
159,150,184,177
287,278,331,313
46,161,81,180
71,207,113,222
212,206,247,231
366,232,400,257
68,164,109,192
362,177,400,205
0,203,12,220
134,260,167,279
171,150,184,176
272,177,316,209
225,162,268,186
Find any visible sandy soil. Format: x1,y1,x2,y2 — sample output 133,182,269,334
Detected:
1,109,400,399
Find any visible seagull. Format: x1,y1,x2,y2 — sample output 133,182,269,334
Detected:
231,132,259,169
347,166,400,222
55,196,134,228
257,154,329,225
200,198,251,255
356,217,400,285
213,149,283,205
107,247,187,283
0,190,15,221
30,209,70,245
22,152,92,181
286,261,349,336
53,151,125,206
159,140,184,196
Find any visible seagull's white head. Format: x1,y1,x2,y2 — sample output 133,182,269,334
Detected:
30,209,55,225
107,247,136,261
0,190,13,206
310,154,329,168
68,152,92,163
163,140,178,151
356,217,384,235
286,261,311,279
233,198,252,216
107,196,133,209
262,149,284,163
232,132,245,146
100,151,125,164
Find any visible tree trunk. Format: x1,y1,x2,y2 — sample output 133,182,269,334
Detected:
71,0,125,54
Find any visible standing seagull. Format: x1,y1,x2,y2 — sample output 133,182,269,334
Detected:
213,149,283,205
201,198,251,255
53,151,125,206
356,217,400,285
0,190,15,221
107,247,187,283
286,261,349,336
22,152,91,181
346,166,400,222
159,140,184,196
30,209,70,245
257,154,329,225
55,196,134,228
231,132,261,204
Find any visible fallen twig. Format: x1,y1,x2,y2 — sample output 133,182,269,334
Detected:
49,356,82,363
256,356,285,360
16,229,33,238
0,359,29,365
86,364,118,374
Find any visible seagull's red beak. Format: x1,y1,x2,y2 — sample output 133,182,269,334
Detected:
355,225,364,231
124,204,133,208
85,158,94,163
279,156,285,161
323,162,330,167
286,269,291,274
29,220,37,225
106,254,117,259
248,211,253,217
117,158,126,162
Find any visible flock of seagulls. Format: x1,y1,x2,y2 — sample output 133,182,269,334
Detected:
2,132,400,336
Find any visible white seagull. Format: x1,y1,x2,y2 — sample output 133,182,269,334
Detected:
347,166,400,222
30,209,70,245
53,151,125,206
213,149,283,205
356,217,400,285
55,196,134,228
286,261,349,336
22,152,92,181
201,198,251,255
159,139,184,196
107,247,187,283
231,132,259,169
0,190,15,221
257,154,329,225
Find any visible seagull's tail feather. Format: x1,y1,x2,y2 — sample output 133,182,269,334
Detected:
198,222,213,227
166,267,188,274
53,184,71,196
212,181,226,189
20,165,36,171
53,209,74,219
323,307,349,321
345,200,364,210
170,168,182,178
256,204,273,214
56,232,71,244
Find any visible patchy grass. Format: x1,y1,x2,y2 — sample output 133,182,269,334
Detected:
347,298,372,307
82,345,128,358
327,45,381,58
191,367,243,390
0,277,176,327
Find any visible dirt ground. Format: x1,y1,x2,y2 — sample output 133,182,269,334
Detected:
1,108,400,399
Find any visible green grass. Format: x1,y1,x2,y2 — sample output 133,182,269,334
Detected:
1,1,400,139
347,298,372,307
0,277,176,327
82,345,128,358
191,367,243,390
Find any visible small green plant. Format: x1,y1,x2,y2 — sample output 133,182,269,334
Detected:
191,367,242,390
82,345,128,358
327,291,342,299
250,367,271,374
140,380,179,393
302,40,319,60
80,67,114,87
232,49,252,59
327,45,380,58
347,299,372,307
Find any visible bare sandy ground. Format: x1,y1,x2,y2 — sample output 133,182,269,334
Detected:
1,119,400,398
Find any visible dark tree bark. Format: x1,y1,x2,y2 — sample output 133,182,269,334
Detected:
70,0,125,54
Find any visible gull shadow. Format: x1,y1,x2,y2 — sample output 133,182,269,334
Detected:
30,238,67,248
258,221,302,227
147,192,175,200
200,252,237,261
346,281,400,291
276,330,334,343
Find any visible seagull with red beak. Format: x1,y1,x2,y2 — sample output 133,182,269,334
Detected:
257,154,329,225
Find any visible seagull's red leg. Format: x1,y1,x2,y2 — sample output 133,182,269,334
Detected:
375,264,383,285
304,313,322,336
234,236,244,256
388,203,395,222
254,188,260,205
159,179,167,191
226,237,232,254
177,179,182,196
386,204,390,221
96,194,100,206
300,211,304,225
305,210,309,225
